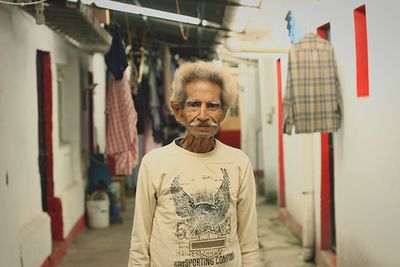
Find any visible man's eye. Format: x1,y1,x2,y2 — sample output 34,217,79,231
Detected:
186,101,201,108
207,103,221,110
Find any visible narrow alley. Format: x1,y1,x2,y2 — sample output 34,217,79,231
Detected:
58,195,316,267
1,1,400,267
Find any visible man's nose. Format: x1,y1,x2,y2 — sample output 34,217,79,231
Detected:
197,104,209,121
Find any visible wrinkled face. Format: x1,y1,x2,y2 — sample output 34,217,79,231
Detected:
172,79,227,139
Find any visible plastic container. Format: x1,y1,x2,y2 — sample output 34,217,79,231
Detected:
86,191,110,229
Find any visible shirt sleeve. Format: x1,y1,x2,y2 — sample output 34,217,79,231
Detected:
237,160,259,266
128,160,157,267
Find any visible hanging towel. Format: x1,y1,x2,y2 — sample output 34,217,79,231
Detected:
106,71,138,175
283,33,343,134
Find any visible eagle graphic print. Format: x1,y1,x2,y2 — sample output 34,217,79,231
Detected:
170,168,235,265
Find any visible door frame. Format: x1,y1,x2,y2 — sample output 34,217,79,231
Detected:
276,58,286,207
37,50,64,241
317,23,336,252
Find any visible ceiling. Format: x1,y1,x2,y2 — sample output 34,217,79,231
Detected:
23,0,112,53
22,0,259,59
21,0,317,60
108,0,253,59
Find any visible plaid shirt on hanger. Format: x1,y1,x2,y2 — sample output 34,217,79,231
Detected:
283,33,343,134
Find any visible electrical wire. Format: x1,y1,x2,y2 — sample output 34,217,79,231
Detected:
175,0,189,41
0,0,46,6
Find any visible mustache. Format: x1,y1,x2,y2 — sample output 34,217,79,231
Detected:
189,120,218,127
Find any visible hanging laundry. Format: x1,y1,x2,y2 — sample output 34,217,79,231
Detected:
106,71,138,175
148,61,164,143
130,62,139,94
161,44,173,113
283,33,343,134
134,81,148,135
285,10,302,44
105,25,128,80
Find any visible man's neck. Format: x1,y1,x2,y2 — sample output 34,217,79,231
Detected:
180,135,216,153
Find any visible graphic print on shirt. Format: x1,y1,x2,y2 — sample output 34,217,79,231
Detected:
170,168,235,264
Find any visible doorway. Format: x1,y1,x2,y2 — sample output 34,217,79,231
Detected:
317,23,337,253
36,50,64,241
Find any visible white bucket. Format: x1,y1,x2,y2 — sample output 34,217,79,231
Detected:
87,191,110,229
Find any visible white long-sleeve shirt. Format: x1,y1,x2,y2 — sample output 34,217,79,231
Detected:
129,139,259,267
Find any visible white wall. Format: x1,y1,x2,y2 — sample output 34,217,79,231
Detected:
0,6,52,266
52,48,89,236
93,53,107,153
80,53,92,158
253,1,400,266
235,0,400,266
282,135,314,224
238,63,258,167
0,5,89,266
0,170,20,267
257,58,279,200
53,43,82,194
257,55,306,218
318,1,400,266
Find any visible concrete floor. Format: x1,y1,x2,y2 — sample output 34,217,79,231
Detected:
58,199,134,267
59,195,317,267
256,197,316,267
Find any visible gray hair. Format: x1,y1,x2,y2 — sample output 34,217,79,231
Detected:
171,60,237,111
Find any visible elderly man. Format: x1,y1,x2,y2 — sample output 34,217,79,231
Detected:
129,61,259,266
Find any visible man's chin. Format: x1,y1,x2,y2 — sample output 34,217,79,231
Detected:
191,130,217,139
189,126,218,138
193,133,215,139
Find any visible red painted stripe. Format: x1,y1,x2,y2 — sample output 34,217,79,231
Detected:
320,133,332,250
42,51,53,198
276,59,285,207
354,5,370,97
41,215,86,267
40,51,64,241
48,197,64,241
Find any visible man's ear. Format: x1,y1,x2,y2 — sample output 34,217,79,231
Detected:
170,101,184,123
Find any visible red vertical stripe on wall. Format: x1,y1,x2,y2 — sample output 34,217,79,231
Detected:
320,133,332,249
276,59,285,207
42,52,53,197
317,25,333,250
354,5,369,97
41,51,64,241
